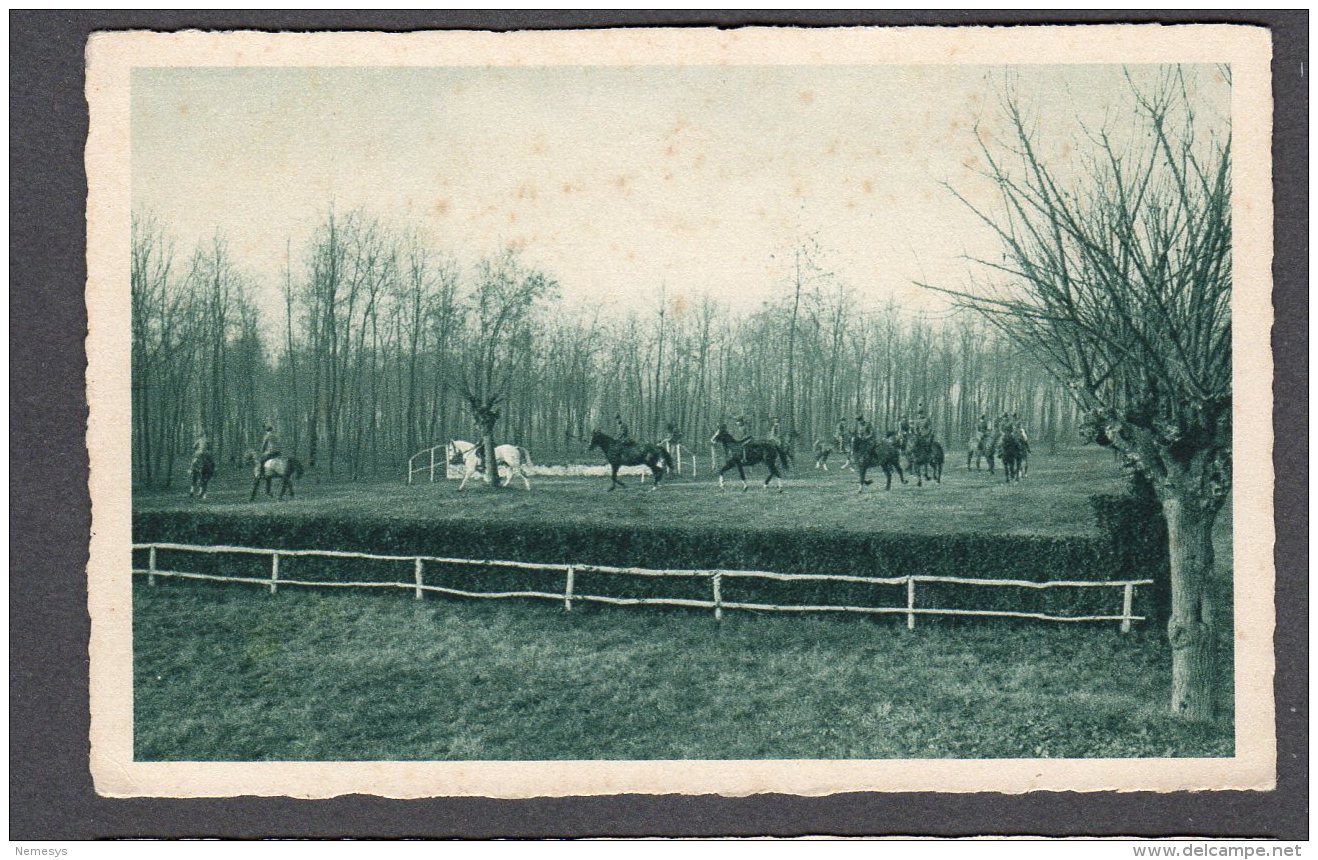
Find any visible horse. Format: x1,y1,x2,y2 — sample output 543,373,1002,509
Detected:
907,433,944,487
999,431,1027,483
244,451,305,501
710,426,791,491
447,439,533,490
188,453,215,499
587,430,673,490
967,432,996,473
854,436,906,492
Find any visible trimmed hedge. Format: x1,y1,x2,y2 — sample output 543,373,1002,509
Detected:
1090,493,1171,626
133,507,1151,622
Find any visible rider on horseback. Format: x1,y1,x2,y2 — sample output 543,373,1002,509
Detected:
767,417,782,445
259,422,280,469
193,431,211,459
975,413,991,441
913,403,933,440
615,413,633,447
853,414,875,459
834,418,849,453
734,415,753,447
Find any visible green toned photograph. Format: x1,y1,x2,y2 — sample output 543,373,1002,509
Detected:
126,52,1238,766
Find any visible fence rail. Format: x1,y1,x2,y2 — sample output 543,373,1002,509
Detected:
407,443,704,484
134,542,1151,632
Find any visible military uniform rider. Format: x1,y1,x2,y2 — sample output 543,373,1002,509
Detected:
259,423,281,469
193,432,211,459
913,407,934,440
853,414,876,460
731,415,751,445
614,413,633,446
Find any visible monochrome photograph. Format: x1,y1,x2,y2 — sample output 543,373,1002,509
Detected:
83,25,1276,799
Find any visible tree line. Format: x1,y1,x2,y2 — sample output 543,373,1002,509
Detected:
131,209,1084,487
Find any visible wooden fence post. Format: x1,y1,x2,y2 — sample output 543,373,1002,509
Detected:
906,576,916,630
148,546,157,587
270,553,280,595
414,558,424,600
429,448,436,482
712,572,723,621
1120,582,1134,634
564,566,575,612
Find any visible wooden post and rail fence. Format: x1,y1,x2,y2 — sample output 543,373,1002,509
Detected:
135,542,1151,633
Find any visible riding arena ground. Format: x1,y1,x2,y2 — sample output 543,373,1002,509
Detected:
132,446,1235,761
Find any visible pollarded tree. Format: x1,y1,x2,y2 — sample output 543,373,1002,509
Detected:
455,249,558,486
930,68,1232,719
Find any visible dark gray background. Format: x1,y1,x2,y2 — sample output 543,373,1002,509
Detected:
9,9,1307,840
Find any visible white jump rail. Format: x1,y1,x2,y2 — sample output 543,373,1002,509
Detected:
406,445,446,484
408,443,701,484
134,542,1153,632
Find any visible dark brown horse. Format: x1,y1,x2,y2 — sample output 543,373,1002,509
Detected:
588,430,673,490
855,435,905,492
188,453,215,499
999,431,1027,483
907,433,944,487
711,425,791,491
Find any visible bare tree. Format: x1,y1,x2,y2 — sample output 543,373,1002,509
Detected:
455,249,558,486
929,68,1231,719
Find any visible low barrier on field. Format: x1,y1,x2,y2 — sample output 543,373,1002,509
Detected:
406,443,706,484
133,541,1152,632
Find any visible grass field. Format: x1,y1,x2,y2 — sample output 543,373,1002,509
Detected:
137,446,1129,537
134,580,1233,761
132,445,1235,761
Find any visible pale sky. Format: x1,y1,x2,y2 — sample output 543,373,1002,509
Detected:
132,64,1228,321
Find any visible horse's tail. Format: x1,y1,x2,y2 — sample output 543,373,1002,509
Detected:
518,446,533,468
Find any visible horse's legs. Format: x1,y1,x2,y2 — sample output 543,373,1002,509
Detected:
286,476,295,498
737,462,747,491
520,467,531,490
250,477,261,502
884,465,893,490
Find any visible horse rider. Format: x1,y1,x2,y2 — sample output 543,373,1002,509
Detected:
193,431,211,460
730,415,749,443
996,411,1013,437
834,418,849,453
897,413,912,445
1012,413,1030,449
767,417,782,445
614,413,633,446
913,406,934,441
853,414,875,459
259,423,281,469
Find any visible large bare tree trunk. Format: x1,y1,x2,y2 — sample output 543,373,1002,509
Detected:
1161,490,1221,720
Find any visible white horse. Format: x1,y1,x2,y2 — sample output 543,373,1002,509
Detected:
447,440,533,490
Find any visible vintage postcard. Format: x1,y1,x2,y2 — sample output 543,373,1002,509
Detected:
87,25,1275,798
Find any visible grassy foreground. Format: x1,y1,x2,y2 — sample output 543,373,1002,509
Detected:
134,579,1233,761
